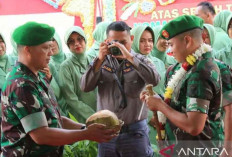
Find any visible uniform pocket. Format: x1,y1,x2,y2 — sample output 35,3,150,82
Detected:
124,72,144,98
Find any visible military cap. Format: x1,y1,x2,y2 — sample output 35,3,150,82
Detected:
12,21,55,46
160,15,204,40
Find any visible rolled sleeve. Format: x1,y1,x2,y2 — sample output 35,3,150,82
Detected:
222,90,232,107
186,97,210,114
131,53,160,86
21,112,48,133
132,56,140,68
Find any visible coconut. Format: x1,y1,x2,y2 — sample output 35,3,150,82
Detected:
86,110,123,130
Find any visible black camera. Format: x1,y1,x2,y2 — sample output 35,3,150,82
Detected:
108,40,122,56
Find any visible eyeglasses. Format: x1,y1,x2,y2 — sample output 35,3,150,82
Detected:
67,36,85,45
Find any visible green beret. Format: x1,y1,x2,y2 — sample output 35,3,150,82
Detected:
160,15,204,40
12,21,55,46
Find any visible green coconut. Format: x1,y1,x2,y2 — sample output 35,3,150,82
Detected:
86,110,123,129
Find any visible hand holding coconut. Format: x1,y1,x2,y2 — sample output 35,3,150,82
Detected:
85,110,124,142
83,123,118,143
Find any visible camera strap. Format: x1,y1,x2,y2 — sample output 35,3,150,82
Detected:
106,55,127,110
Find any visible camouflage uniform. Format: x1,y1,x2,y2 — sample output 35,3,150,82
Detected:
1,62,63,157
216,60,232,108
165,52,223,147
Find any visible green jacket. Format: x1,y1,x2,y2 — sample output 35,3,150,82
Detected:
59,26,97,123
0,54,17,89
86,21,110,61
214,45,232,67
48,63,68,116
0,33,17,90
150,25,176,69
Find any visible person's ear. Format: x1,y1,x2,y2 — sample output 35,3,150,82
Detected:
24,46,32,57
130,35,134,42
202,32,206,42
184,35,192,49
206,12,212,22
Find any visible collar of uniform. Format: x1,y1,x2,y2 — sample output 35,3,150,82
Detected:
16,62,41,83
201,51,212,59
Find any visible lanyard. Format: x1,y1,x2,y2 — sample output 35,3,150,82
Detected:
106,55,127,110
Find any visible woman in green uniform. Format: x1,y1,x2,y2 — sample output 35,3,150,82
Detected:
59,26,97,123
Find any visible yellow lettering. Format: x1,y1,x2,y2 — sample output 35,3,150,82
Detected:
158,10,164,19
226,4,232,11
182,8,190,15
190,7,197,15
172,9,179,18
151,11,159,20
214,5,223,14
164,10,171,19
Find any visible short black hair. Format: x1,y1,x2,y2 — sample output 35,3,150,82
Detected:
106,21,131,36
197,1,216,15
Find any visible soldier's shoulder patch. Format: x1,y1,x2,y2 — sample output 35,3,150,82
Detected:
102,65,113,73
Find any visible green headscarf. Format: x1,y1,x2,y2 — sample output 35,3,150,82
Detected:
131,25,154,54
131,25,165,95
0,33,17,89
87,21,110,60
213,10,232,51
151,25,163,56
203,24,216,46
93,21,111,44
150,25,176,69
213,27,232,51
214,10,232,34
51,32,67,71
65,26,88,66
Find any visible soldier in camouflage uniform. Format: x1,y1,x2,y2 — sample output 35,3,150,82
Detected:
1,22,117,157
216,60,232,156
141,15,224,150
202,24,232,155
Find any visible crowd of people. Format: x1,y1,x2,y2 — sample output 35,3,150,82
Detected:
0,1,232,157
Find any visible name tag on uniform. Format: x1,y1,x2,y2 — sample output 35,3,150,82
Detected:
124,62,133,73
123,67,133,73
102,65,113,73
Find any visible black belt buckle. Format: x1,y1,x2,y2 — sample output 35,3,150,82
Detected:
120,125,129,134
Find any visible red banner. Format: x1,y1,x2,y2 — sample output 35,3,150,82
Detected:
115,0,232,27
